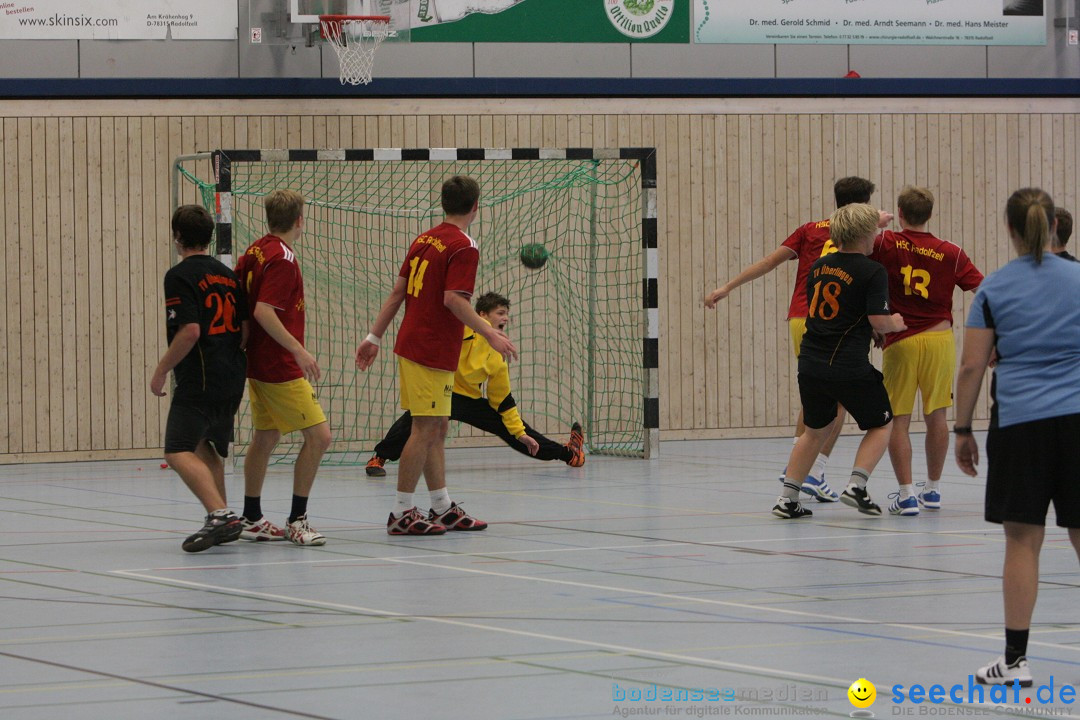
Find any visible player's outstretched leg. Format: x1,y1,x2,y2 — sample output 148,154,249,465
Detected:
565,422,585,467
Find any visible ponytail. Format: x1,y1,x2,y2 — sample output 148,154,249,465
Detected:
1005,187,1054,264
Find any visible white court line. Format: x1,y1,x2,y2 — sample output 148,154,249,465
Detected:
108,569,1080,719
120,528,998,573
366,556,1080,654
107,569,879,689
114,538,1080,656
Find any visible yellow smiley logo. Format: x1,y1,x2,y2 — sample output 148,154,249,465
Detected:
847,678,876,708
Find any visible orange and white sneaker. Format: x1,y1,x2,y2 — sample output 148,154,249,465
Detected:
240,516,286,542
285,514,326,546
566,421,585,467
365,455,387,477
387,507,447,535
429,502,488,531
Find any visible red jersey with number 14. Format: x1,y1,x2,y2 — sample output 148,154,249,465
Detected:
871,229,983,348
394,222,479,372
234,234,307,383
782,219,838,319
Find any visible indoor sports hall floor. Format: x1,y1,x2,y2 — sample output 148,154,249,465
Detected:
2,435,1079,720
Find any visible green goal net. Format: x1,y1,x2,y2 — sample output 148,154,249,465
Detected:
178,149,654,463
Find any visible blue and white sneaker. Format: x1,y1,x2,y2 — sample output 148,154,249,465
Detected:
887,492,920,516
917,487,941,510
801,474,840,502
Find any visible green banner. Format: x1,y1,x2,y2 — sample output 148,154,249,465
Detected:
412,0,688,43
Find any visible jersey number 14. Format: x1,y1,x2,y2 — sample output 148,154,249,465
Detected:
407,257,429,298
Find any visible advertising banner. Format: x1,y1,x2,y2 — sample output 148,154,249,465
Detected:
0,1,237,40
694,0,1047,46
409,0,688,43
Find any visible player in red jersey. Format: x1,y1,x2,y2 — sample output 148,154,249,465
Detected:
705,177,889,503
234,189,331,546
356,176,517,535
870,186,983,515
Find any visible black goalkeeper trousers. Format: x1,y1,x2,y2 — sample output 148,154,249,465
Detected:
373,393,572,463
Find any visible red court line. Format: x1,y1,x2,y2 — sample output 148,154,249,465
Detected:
912,543,984,548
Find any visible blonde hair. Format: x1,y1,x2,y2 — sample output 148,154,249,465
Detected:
829,203,880,249
1005,188,1054,264
264,189,305,234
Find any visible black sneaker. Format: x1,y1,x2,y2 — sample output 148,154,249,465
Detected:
182,512,243,553
840,484,882,516
772,497,813,519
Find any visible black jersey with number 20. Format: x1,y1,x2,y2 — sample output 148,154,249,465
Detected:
798,252,890,380
163,255,247,400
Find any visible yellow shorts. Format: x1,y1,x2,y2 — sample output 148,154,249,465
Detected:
882,330,956,416
398,357,453,417
248,378,327,434
788,317,808,358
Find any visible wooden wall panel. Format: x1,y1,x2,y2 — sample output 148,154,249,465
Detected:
1,99,1078,462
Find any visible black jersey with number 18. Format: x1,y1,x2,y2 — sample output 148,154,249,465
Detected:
163,255,247,401
798,252,890,380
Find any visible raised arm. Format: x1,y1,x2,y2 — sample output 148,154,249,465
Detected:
705,246,796,308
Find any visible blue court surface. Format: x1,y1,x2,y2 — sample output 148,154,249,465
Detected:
2,435,1079,719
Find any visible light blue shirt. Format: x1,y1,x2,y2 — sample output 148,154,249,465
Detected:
967,253,1080,427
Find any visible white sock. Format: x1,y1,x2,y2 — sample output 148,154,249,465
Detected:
925,480,940,492
429,487,452,514
781,478,802,501
393,492,414,518
812,453,829,480
849,468,870,490
209,508,233,518
899,484,914,500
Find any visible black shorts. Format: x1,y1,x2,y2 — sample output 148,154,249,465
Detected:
798,368,893,431
163,395,242,457
985,413,1080,528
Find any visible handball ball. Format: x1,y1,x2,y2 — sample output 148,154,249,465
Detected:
519,243,549,270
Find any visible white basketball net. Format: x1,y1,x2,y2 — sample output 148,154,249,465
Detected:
320,17,390,86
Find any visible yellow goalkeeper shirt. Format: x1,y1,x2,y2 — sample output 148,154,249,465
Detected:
454,321,527,438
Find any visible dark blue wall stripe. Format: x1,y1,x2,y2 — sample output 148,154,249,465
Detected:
3,77,1079,98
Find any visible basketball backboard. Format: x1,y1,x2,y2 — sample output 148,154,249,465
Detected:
249,0,410,46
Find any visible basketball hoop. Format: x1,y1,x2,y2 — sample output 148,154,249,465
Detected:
319,14,391,86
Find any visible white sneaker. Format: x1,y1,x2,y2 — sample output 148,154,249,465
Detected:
887,492,920,516
286,514,326,546
976,656,1032,687
241,516,286,542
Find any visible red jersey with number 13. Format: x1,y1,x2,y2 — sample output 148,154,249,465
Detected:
871,229,983,348
394,222,479,372
782,219,838,319
234,234,307,383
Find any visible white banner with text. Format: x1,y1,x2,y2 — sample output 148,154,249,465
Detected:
695,0,1047,46
0,1,237,39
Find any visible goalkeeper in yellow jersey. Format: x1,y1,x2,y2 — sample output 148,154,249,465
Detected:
366,292,585,476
